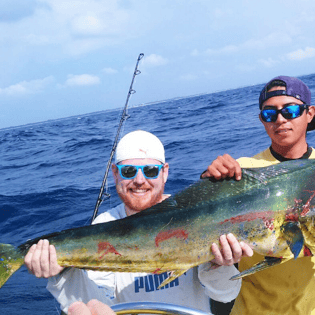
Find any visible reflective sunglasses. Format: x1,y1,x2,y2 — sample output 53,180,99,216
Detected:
260,104,309,122
116,164,164,180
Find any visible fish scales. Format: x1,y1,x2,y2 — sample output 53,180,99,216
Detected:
2,159,315,288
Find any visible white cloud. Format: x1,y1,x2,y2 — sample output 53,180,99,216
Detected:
102,67,118,74
0,0,41,22
221,45,239,54
199,45,239,57
24,33,50,45
286,47,315,60
64,74,101,86
258,57,279,68
71,15,104,35
52,1,131,39
0,0,134,57
243,33,292,50
213,8,224,18
179,74,198,81
198,32,292,57
64,38,107,56
0,76,54,96
255,47,315,69
234,64,256,72
191,49,199,56
142,54,168,67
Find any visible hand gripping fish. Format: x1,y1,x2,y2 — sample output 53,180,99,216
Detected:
1,159,315,289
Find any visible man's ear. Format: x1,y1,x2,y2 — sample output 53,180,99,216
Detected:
307,106,315,124
112,164,118,182
162,163,169,183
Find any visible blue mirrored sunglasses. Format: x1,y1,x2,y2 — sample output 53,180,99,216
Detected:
260,104,309,122
116,164,164,180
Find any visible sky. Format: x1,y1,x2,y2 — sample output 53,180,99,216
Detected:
1,0,315,128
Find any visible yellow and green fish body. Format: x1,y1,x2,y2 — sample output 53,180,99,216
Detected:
2,159,315,288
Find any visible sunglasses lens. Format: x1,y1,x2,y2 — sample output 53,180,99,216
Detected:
143,165,161,178
261,109,277,122
282,105,303,119
120,166,137,178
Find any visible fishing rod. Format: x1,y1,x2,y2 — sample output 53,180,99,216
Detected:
90,53,144,224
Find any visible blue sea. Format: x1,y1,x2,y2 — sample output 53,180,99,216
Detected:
1,73,315,314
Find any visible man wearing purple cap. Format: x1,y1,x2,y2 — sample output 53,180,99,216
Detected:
202,76,315,314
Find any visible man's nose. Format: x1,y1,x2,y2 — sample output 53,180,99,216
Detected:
133,169,146,184
275,111,288,123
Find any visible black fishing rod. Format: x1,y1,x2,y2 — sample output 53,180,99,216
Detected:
90,53,144,224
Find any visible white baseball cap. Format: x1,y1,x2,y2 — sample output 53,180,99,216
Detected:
115,130,165,164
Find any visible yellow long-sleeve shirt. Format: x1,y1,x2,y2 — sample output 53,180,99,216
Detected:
230,147,315,315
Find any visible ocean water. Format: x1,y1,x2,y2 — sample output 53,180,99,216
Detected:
1,73,315,314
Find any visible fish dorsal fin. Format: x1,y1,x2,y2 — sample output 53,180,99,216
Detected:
172,171,265,209
242,165,291,183
243,159,315,182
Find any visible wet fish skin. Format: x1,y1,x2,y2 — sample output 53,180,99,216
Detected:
1,159,315,288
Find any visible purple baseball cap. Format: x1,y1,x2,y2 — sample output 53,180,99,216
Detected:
259,75,314,131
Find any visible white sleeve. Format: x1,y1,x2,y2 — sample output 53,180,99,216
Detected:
47,268,115,313
198,262,241,303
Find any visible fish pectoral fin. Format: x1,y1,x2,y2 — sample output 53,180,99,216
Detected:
230,257,283,280
281,221,304,259
157,269,188,289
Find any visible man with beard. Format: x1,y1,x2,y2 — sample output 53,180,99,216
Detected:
25,130,251,314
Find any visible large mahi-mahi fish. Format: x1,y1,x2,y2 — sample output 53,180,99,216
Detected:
1,159,315,289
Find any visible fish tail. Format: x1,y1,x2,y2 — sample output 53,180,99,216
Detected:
0,244,24,288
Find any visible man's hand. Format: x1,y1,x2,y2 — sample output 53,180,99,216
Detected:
68,300,116,315
211,234,253,266
201,154,242,181
24,239,64,278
